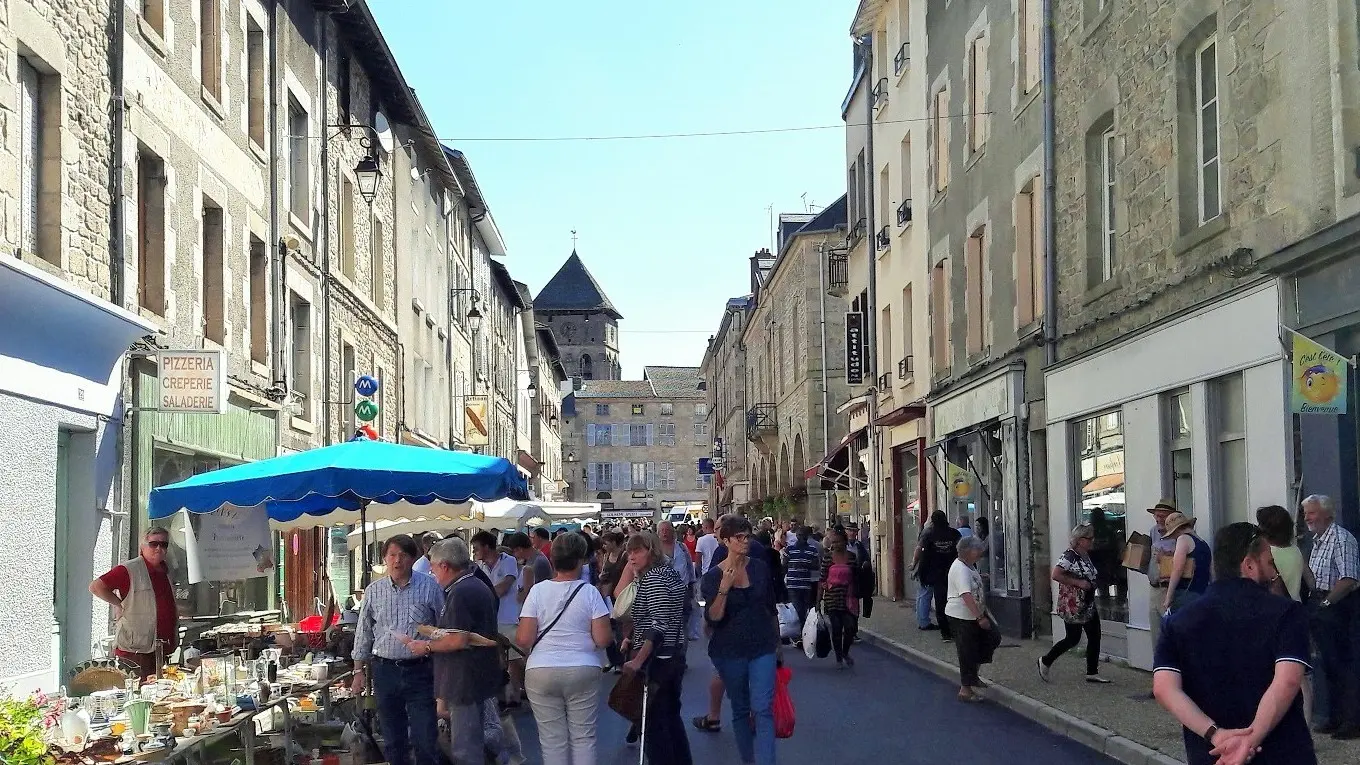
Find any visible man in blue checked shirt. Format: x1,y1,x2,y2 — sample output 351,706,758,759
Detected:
351,534,447,765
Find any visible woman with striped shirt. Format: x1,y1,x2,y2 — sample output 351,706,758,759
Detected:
621,531,693,765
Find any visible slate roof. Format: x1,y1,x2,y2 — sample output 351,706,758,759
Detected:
532,251,623,319
491,261,526,309
513,280,534,310
799,194,848,234
574,380,656,399
643,366,705,399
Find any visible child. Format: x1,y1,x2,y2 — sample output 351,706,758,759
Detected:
822,544,859,667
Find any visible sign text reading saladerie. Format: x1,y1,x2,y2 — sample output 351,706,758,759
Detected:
158,350,227,414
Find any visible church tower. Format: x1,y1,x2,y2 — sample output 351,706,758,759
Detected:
533,250,622,381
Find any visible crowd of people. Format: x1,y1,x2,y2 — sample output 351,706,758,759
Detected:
345,514,872,765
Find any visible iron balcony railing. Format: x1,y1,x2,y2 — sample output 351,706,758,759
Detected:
871,78,888,110
876,226,891,250
745,403,777,442
897,199,913,226
827,252,849,295
894,43,910,75
849,218,868,247
877,372,892,391
898,355,914,379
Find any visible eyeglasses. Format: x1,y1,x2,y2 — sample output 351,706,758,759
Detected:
147,540,169,549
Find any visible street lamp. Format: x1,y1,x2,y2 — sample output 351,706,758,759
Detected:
466,302,483,334
354,155,381,205
527,380,538,399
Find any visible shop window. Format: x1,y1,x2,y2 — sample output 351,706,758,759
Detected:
1072,409,1126,623
1215,372,1249,524
1165,389,1193,515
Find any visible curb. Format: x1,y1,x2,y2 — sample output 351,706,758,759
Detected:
859,628,1186,765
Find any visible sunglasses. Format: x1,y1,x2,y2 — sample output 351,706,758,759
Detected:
147,540,170,549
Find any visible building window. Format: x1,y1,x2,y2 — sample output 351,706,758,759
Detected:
142,0,166,37
201,198,225,344
965,227,988,354
881,304,893,383
1021,0,1041,94
659,462,676,491
659,423,676,447
137,150,167,313
1014,177,1044,327
900,285,914,377
581,354,594,380
340,176,356,279
338,51,352,124
693,422,709,445
967,32,990,153
1072,409,1126,623
288,98,309,220
1100,129,1116,280
18,56,60,266
371,217,385,308
342,343,357,436
289,294,313,421
661,402,674,416
594,423,613,447
632,404,645,416
200,0,222,101
631,462,647,490
694,403,708,419
1215,372,1249,524
1194,36,1222,224
595,403,610,416
1165,389,1193,516
246,19,266,147
933,87,951,192
931,259,951,372
249,237,269,365
630,424,648,446
695,471,711,490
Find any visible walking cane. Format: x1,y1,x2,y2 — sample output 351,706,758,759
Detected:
638,666,650,765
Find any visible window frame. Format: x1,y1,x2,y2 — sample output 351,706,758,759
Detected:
1194,35,1222,225
1100,128,1117,281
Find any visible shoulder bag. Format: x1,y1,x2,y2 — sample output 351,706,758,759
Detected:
532,582,589,651
610,579,638,619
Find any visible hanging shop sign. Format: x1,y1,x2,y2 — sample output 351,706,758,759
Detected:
355,399,379,423
1288,328,1351,415
158,350,227,414
464,395,491,446
354,374,381,398
845,312,865,385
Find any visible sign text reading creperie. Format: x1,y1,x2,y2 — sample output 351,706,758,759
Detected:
158,350,226,414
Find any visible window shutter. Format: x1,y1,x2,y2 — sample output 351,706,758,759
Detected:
977,34,990,145
646,423,655,446
586,463,597,492
646,462,656,490
586,423,596,446
18,59,40,256
614,461,629,491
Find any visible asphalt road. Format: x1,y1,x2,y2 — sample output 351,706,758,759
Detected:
510,639,1120,765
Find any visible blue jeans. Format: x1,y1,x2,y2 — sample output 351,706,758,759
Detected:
371,658,441,765
712,653,777,765
916,584,934,628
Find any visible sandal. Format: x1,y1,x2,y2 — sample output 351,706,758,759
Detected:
692,715,722,732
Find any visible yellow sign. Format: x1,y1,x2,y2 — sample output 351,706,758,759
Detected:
1290,330,1349,415
945,459,973,498
463,395,490,446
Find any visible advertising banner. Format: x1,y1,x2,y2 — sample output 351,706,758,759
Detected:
464,395,490,446
183,506,274,583
1289,329,1350,415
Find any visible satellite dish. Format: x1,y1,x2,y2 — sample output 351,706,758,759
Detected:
373,112,394,154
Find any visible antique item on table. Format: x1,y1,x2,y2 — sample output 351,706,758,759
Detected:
69,657,139,696
124,698,153,736
57,696,92,752
414,624,500,647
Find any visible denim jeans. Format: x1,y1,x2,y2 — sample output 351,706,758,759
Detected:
371,658,441,765
642,655,693,765
712,653,777,765
524,666,601,765
915,584,934,628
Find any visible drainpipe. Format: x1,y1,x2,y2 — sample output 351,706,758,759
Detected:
319,16,333,446
1041,0,1059,365
109,0,126,308
269,0,285,457
817,242,832,525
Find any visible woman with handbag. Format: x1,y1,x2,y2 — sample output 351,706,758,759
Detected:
701,514,780,765
620,531,693,765
1038,524,1111,684
946,535,998,702
516,533,613,765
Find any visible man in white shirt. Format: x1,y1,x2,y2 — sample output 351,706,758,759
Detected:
411,532,441,576
470,530,524,707
695,518,720,577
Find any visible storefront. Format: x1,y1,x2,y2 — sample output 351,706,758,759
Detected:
1044,280,1289,669
928,365,1031,636
876,403,927,601
0,258,157,691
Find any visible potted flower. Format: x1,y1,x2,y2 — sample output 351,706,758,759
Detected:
0,693,56,765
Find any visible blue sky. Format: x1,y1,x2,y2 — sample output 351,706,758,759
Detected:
371,0,855,378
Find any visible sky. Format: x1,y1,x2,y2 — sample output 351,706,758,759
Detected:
370,0,856,378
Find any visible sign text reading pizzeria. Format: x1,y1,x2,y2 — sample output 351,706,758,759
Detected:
158,350,227,414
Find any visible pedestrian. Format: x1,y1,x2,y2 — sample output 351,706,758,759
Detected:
910,516,937,631
1257,504,1315,724
821,543,858,668
917,510,962,641
946,536,998,703
1159,512,1211,616
1153,522,1315,765
89,527,179,680
349,535,446,765
402,537,504,765
1038,524,1110,684
783,526,820,627
472,530,524,708
701,514,780,765
534,527,553,560
845,523,874,621
412,531,442,576
1146,499,1180,642
658,521,698,638
695,518,720,576
621,531,693,765
595,530,629,672
956,516,974,538
1301,494,1360,739
515,532,612,765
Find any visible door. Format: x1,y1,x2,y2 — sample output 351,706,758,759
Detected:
54,430,72,672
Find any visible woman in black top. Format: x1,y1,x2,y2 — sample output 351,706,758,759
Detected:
702,516,780,765
918,510,962,640
622,531,693,765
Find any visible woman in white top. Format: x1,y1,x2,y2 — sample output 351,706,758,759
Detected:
945,535,995,702
1257,504,1316,725
516,532,613,765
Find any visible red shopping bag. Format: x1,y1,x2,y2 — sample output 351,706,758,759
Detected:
773,665,795,739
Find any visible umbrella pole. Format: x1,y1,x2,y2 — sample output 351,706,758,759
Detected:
360,500,371,589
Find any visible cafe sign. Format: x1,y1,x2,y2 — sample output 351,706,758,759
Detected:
158,350,227,414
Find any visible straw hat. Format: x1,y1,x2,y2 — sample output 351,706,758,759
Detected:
1146,499,1178,515
1163,511,1197,536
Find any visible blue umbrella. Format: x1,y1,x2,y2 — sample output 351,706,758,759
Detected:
147,440,530,522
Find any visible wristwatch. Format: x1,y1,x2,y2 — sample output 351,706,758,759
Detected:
1202,724,1219,744
1321,599,1333,608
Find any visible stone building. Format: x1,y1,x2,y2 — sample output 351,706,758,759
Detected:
534,251,623,382
485,260,526,461
0,0,159,691
701,296,751,515
1043,0,1335,668
563,367,709,521
528,322,568,500
740,201,851,526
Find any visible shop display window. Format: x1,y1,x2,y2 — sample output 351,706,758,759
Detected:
1073,410,1127,623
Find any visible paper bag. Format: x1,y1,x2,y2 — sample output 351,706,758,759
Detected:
1121,532,1152,571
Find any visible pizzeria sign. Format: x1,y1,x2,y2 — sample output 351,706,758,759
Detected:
158,350,227,414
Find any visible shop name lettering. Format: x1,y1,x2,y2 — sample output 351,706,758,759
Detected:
1298,350,1337,366
161,355,219,410
1298,402,1340,412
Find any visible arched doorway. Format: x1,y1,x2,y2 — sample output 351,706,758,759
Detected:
778,442,791,495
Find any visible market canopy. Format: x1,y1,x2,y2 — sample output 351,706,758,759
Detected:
344,499,550,545
147,440,530,525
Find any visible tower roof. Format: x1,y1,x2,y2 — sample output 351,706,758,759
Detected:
533,251,623,319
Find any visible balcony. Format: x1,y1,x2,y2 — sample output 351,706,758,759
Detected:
875,226,891,251
849,218,868,248
897,199,913,226
745,403,778,447
877,372,892,391
827,252,849,296
871,78,888,111
898,355,914,379
894,43,910,75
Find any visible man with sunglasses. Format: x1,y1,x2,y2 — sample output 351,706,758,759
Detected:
90,527,179,680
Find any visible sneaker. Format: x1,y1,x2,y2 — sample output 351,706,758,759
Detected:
919,624,940,631
1085,674,1112,684
844,655,855,668
626,723,640,745
1037,657,1051,683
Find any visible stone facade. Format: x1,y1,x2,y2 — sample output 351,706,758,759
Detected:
701,297,750,515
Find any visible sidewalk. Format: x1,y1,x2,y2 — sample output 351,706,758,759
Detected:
858,599,1355,765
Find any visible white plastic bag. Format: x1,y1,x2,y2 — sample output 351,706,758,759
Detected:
777,603,801,640
801,608,823,659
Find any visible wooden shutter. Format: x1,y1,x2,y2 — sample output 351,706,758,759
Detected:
977,33,990,146
646,423,655,446
613,461,629,491
586,463,598,492
586,423,596,446
646,462,657,491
